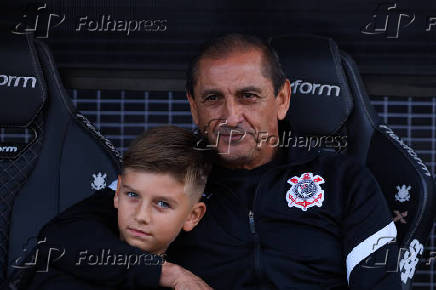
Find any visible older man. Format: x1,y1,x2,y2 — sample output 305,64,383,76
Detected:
21,34,400,290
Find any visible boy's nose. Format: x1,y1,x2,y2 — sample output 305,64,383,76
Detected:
134,202,151,224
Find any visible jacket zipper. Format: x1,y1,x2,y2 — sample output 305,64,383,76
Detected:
248,209,263,284
248,165,291,288
248,210,256,234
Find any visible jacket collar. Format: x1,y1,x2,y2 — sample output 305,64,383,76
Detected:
282,143,321,167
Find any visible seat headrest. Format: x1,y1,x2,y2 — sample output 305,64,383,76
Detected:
0,34,46,127
271,35,353,136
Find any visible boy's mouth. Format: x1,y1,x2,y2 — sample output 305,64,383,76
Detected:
127,226,151,238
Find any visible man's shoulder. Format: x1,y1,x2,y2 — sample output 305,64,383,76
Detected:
94,186,116,197
277,148,367,181
25,266,116,290
40,186,118,234
292,151,378,199
310,151,365,173
63,187,116,215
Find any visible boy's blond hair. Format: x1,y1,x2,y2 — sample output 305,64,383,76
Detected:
122,126,212,199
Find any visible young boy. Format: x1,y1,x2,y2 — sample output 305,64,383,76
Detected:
115,125,210,256
22,125,213,290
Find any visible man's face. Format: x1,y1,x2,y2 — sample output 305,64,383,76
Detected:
187,49,290,169
114,169,205,254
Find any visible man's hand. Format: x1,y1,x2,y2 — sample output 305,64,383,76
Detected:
160,261,213,290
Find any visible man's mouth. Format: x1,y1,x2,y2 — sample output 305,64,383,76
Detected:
216,126,246,135
219,133,245,143
215,126,254,138
127,227,151,238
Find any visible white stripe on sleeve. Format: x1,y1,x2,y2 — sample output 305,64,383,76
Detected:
346,221,397,283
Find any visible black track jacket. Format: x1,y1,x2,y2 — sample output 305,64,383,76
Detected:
19,147,401,290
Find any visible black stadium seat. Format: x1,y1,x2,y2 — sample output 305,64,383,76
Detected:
0,33,120,286
272,34,436,289
1,32,434,289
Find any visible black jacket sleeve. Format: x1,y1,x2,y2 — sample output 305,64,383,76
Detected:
343,166,401,289
349,243,402,290
30,188,163,289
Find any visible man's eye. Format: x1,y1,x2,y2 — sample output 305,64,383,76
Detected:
126,192,138,198
156,201,170,209
204,95,218,102
241,93,257,99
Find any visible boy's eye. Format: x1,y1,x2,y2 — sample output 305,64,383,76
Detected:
156,200,170,209
126,192,138,198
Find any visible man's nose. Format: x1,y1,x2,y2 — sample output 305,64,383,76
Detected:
223,97,242,127
134,201,151,224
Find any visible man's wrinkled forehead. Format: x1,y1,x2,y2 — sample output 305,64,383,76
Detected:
193,49,273,94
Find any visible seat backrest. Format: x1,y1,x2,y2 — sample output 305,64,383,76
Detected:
0,33,121,284
272,34,436,289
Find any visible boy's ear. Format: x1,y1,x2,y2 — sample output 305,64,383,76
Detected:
182,202,206,232
113,175,122,209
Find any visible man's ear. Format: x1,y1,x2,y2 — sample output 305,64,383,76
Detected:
276,79,291,120
182,202,206,231
187,92,199,126
113,175,122,209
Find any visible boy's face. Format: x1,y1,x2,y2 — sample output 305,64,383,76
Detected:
114,168,206,254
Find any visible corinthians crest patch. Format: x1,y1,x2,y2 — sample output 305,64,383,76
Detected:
286,173,325,211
